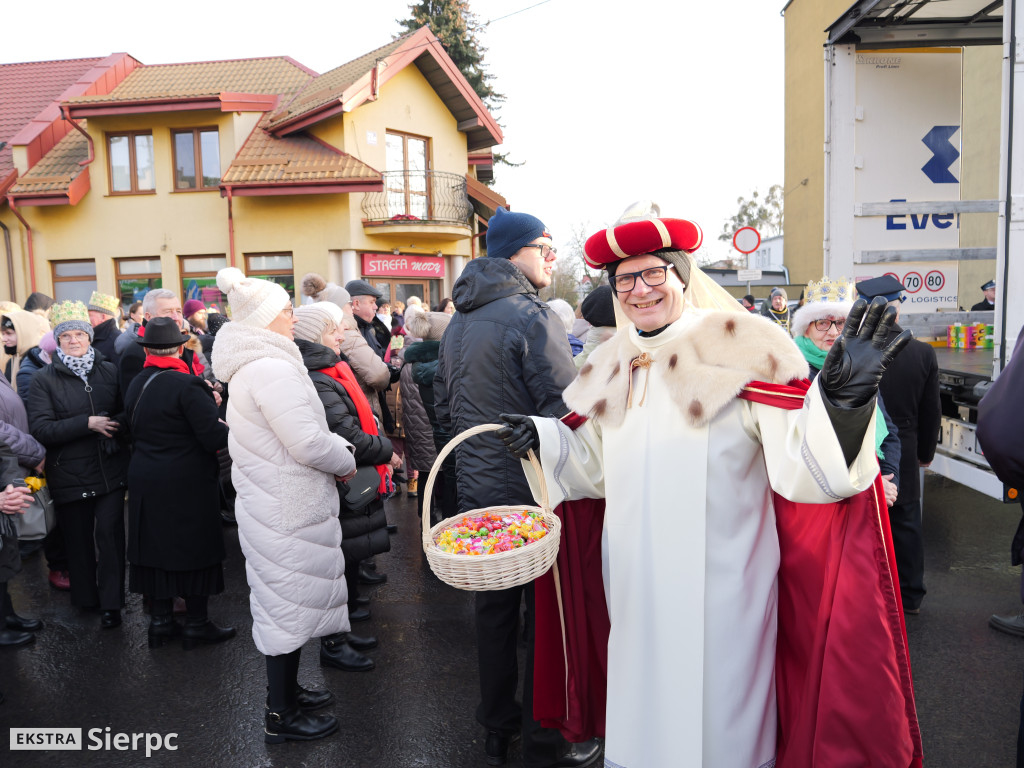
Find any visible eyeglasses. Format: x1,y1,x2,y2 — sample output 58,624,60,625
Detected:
520,244,558,258
612,264,675,293
812,318,846,332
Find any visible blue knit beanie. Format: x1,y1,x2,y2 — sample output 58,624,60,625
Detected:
485,207,549,260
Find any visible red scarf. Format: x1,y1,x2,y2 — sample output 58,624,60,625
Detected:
142,355,190,373
318,361,391,494
138,323,205,376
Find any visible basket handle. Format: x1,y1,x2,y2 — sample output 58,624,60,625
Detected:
421,422,550,541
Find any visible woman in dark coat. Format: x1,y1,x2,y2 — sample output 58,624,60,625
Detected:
293,303,400,672
124,318,234,650
27,301,130,628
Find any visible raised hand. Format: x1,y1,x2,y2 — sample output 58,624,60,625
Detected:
496,413,539,459
820,297,911,409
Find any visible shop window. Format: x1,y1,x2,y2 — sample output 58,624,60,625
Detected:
51,260,97,303
180,255,228,311
115,257,162,310
173,128,221,191
245,253,295,301
385,131,430,219
108,131,155,194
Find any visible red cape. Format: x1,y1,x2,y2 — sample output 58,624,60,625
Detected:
533,380,923,766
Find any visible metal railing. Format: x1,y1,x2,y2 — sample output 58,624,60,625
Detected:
361,170,472,225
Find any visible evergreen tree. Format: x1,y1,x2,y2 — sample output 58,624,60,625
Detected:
398,0,503,108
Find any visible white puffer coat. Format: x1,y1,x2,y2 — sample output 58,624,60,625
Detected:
213,322,356,655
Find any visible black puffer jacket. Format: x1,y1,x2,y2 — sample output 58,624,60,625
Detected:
435,257,577,513
297,339,392,562
27,349,129,505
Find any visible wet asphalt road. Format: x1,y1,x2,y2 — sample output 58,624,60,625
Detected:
0,474,1022,767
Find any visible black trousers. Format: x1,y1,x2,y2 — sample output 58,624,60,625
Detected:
889,496,926,609
43,522,69,572
475,583,565,767
57,490,126,611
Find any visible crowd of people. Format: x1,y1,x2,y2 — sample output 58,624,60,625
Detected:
0,200,989,766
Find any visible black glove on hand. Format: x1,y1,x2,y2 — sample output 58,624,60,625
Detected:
216,447,233,474
820,297,912,409
496,413,539,459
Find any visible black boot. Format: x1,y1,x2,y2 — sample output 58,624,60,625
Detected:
320,635,375,672
4,613,42,632
349,605,371,622
148,615,182,648
182,619,236,650
323,630,378,651
264,705,338,744
265,684,334,712
358,566,387,585
0,629,34,647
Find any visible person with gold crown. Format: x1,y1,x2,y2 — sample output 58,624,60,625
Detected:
791,276,902,509
495,203,923,768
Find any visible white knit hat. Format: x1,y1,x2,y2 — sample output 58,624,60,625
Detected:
292,304,338,343
216,267,290,329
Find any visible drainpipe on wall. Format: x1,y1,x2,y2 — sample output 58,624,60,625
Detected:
6,196,36,293
225,186,236,267
1,219,15,300
60,106,95,167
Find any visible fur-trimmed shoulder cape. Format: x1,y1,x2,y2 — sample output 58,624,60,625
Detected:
565,309,809,429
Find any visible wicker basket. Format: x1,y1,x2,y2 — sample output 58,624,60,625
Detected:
421,423,561,591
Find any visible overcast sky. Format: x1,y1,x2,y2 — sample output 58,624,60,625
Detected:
4,0,786,263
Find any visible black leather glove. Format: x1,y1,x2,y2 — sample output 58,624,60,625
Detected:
819,297,912,409
496,413,539,459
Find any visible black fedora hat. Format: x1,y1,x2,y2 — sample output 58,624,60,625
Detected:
137,317,192,348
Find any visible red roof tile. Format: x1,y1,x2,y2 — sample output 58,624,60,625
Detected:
8,129,89,196
66,57,315,108
223,115,381,189
0,57,104,181
266,36,410,131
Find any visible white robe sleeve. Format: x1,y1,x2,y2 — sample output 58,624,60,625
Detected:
747,381,879,502
519,416,606,509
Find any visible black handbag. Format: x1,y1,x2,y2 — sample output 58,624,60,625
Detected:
339,466,381,514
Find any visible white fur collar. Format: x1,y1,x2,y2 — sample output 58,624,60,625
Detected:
565,309,809,428
212,322,305,383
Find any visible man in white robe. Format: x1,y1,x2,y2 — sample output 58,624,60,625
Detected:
496,204,910,768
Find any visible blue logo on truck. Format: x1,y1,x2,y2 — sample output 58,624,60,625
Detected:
921,125,960,184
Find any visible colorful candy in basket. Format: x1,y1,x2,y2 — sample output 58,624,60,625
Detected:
434,511,550,555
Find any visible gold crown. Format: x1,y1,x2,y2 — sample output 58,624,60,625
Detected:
88,291,120,316
804,276,855,306
48,300,90,329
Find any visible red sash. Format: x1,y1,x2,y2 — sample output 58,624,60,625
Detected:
318,361,390,494
740,380,923,767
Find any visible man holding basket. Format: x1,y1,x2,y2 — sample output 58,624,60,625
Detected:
435,206,601,768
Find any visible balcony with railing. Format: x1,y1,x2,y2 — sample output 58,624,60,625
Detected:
361,170,473,240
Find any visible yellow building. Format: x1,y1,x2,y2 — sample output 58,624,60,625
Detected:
0,26,506,311
782,0,1001,305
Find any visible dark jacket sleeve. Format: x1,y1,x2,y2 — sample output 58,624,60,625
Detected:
876,393,901,481
521,311,574,418
916,347,941,464
16,352,41,406
180,377,229,455
26,371,91,448
119,340,144,396
434,350,451,433
313,376,392,466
